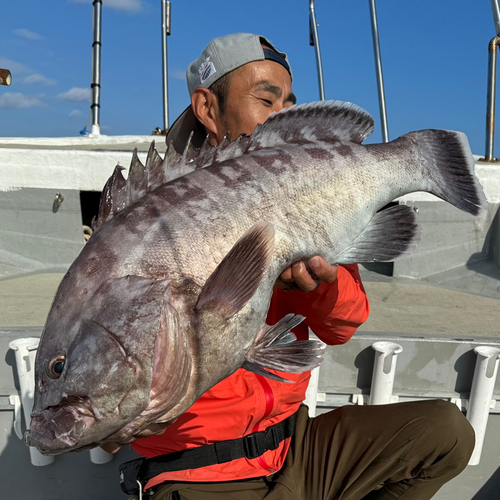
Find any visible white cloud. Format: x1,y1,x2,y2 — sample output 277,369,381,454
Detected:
23,73,56,85
0,92,42,109
171,70,186,81
70,0,143,12
14,28,43,40
58,87,91,102
69,109,84,118
0,57,32,76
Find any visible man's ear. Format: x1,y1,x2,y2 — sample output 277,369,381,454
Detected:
191,88,222,146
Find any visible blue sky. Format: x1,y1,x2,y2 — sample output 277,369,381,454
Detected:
0,0,497,154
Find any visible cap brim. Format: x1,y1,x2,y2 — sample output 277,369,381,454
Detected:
165,105,207,154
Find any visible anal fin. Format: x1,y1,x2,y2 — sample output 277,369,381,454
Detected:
336,204,421,264
243,314,325,383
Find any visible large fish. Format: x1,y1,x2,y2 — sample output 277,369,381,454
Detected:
26,101,484,455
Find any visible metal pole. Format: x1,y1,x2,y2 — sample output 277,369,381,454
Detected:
0,68,12,86
491,0,500,36
161,1,171,131
309,0,325,100
91,0,103,136
485,36,500,162
368,0,389,143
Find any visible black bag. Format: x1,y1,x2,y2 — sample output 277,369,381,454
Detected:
119,457,145,496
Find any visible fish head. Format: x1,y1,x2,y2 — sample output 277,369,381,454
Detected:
26,275,191,454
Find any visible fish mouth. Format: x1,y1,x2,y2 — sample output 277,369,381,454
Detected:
25,396,96,455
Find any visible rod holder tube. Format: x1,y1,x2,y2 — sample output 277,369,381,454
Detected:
90,447,114,464
309,0,325,100
9,338,55,466
368,0,389,143
161,0,171,131
466,346,500,466
91,0,103,136
485,36,500,161
0,68,12,86
304,332,325,417
304,366,321,417
370,341,402,405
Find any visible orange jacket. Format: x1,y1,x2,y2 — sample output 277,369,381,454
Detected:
132,264,369,489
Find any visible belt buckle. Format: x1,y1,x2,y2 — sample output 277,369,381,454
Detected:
243,432,264,459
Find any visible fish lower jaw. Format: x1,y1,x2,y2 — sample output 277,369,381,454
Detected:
26,405,96,455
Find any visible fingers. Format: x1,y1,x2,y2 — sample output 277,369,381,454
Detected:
308,256,338,283
278,261,318,293
276,257,339,292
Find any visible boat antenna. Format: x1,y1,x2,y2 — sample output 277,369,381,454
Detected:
368,0,389,143
161,1,172,133
90,0,103,136
309,0,325,101
484,0,500,161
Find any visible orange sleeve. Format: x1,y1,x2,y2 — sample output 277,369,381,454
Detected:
267,264,369,345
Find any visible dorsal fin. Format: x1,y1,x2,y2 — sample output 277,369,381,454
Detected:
248,100,374,149
93,165,126,231
190,101,374,169
145,140,164,191
127,148,148,205
92,100,374,234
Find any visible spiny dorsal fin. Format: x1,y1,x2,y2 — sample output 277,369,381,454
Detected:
92,141,199,233
146,140,164,191
127,148,147,204
93,165,126,231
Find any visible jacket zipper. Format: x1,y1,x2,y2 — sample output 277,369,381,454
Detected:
252,373,274,471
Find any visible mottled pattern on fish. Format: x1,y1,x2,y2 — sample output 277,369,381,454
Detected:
27,101,485,454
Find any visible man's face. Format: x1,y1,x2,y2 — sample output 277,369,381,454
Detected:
216,59,295,143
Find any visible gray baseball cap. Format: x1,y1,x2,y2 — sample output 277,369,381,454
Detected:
166,33,292,154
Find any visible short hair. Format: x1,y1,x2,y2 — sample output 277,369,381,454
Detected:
209,72,231,117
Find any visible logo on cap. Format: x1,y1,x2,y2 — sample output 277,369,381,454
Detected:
198,56,216,84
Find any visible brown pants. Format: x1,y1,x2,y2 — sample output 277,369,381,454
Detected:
152,400,475,500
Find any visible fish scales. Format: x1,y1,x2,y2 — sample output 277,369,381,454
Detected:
26,101,485,454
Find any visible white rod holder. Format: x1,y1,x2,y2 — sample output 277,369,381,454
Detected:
466,346,500,465
9,338,55,466
370,341,402,405
305,366,321,417
304,330,325,417
90,447,114,464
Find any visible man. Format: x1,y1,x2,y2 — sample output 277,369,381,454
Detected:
129,34,474,499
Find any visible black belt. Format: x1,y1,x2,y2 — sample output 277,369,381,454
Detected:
119,410,298,495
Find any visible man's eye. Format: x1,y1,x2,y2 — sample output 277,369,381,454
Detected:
260,98,272,106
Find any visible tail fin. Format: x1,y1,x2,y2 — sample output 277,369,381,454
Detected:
407,130,486,216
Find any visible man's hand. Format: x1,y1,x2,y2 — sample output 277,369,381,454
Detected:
275,256,338,292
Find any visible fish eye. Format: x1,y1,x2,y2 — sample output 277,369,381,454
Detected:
48,355,66,379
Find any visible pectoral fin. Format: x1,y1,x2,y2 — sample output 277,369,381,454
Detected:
243,314,325,383
195,222,275,319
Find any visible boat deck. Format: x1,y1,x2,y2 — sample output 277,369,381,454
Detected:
2,268,499,337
